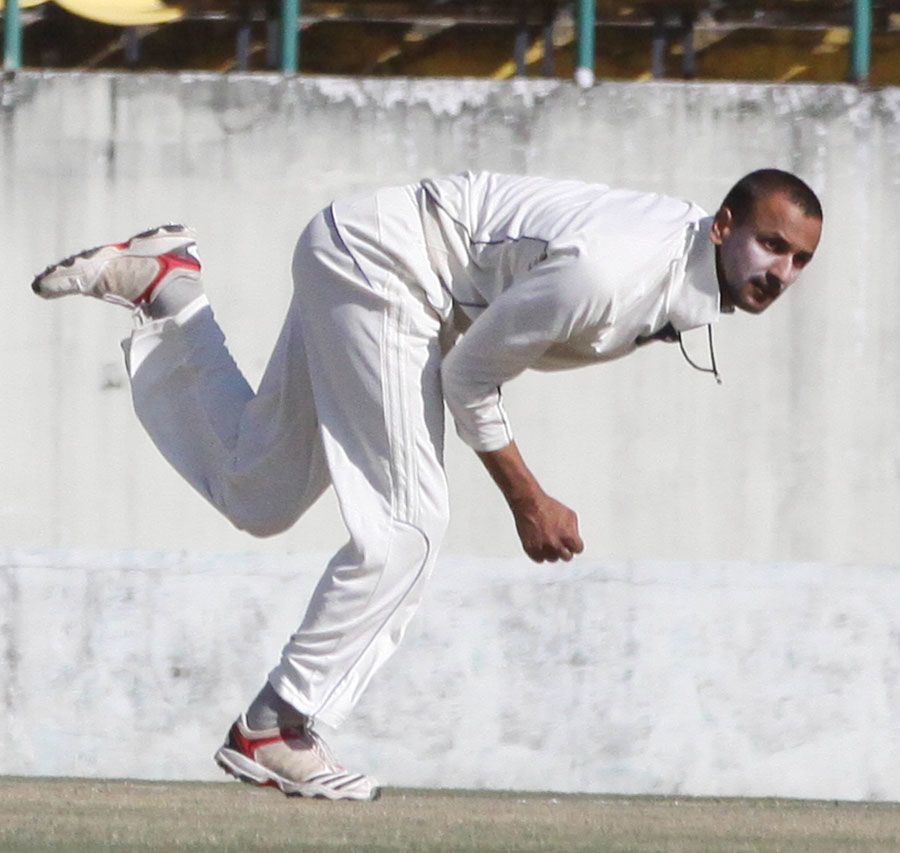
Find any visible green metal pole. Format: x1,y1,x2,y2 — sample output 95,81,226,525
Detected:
575,0,595,87
281,0,299,74
850,0,872,83
4,0,22,71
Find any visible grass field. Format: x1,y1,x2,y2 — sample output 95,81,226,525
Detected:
1,778,899,852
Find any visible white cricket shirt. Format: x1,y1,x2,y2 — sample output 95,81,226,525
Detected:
331,171,722,453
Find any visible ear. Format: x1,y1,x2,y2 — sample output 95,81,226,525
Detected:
709,206,733,246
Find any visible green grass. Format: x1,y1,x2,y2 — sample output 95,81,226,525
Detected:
0,777,898,852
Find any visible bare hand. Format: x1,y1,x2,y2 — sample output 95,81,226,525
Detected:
475,441,585,564
511,492,585,563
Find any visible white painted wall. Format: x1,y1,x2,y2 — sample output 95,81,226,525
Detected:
1,73,899,798
1,549,898,801
1,73,899,563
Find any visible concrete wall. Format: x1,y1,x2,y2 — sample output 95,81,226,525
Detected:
2,549,898,801
1,73,899,798
2,72,899,563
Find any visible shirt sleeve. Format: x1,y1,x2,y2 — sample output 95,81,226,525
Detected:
441,249,614,452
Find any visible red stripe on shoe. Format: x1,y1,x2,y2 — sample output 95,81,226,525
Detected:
229,723,291,759
136,251,201,304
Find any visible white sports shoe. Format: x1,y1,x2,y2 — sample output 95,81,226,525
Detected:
31,224,200,308
214,714,380,801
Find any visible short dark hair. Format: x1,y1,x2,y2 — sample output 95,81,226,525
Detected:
721,169,823,223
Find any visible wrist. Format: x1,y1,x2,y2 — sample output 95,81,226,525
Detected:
506,481,545,512
477,440,545,512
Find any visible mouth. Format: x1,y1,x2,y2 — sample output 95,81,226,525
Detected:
750,277,778,304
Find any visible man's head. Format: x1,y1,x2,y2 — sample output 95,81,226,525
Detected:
710,169,823,314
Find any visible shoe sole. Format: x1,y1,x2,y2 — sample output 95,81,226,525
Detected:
214,746,381,801
32,224,197,297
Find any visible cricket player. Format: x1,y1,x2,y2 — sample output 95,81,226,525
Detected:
31,168,822,801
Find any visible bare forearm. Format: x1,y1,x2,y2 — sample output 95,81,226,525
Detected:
477,441,544,511
477,441,585,563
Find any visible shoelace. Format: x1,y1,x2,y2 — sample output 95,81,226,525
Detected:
281,720,343,770
305,726,344,770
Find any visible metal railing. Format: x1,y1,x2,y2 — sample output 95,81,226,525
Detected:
4,0,21,70
852,0,873,82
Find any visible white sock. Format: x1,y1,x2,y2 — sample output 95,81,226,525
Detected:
245,682,307,731
147,275,205,319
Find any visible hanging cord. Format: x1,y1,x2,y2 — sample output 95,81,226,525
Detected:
677,325,722,385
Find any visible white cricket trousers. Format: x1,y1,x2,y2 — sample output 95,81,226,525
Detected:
122,201,450,728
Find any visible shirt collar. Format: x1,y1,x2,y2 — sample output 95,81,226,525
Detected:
667,216,722,332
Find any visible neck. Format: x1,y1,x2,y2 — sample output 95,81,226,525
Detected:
714,245,735,314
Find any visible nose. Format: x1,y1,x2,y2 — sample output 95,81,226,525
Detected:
770,254,796,288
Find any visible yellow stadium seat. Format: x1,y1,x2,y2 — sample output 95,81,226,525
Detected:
52,0,184,26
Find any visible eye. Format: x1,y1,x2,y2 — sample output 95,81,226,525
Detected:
760,236,786,252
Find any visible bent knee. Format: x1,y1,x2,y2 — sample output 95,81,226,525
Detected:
231,509,299,539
